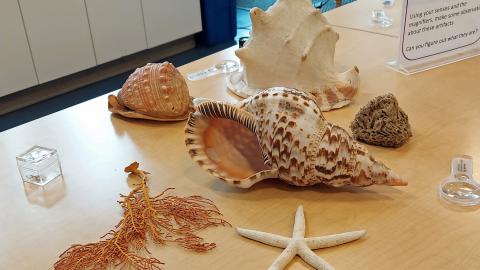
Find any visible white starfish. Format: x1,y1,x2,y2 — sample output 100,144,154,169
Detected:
236,205,366,270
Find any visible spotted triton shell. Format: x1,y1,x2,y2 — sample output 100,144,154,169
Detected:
108,62,193,121
185,87,407,188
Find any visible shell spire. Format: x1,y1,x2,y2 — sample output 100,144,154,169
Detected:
233,0,359,111
250,7,267,26
185,87,406,188
318,124,405,187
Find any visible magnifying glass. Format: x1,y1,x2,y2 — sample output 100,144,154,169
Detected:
187,60,240,81
438,155,480,206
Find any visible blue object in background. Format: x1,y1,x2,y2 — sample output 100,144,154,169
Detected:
200,0,237,46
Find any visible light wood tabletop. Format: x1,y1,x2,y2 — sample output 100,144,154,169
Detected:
1,25,480,270
325,0,403,37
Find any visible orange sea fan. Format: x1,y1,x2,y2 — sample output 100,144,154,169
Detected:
54,162,229,270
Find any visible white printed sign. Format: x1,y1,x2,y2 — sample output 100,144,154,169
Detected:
392,0,480,73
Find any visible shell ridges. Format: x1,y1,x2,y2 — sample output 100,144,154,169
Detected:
108,62,193,121
231,0,359,111
185,87,406,188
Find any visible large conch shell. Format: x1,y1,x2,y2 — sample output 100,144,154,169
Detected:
228,0,360,111
185,87,406,188
108,62,193,121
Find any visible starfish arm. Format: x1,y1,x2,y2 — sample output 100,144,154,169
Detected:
305,230,366,250
297,242,335,270
267,243,298,270
237,227,291,248
292,205,306,238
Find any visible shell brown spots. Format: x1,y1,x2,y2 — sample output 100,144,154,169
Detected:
185,87,407,189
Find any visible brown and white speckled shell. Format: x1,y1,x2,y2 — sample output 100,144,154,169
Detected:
233,0,360,111
108,62,193,121
185,87,406,188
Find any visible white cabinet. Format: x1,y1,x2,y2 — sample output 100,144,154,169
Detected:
142,0,202,48
19,0,96,83
0,1,203,95
0,0,38,97
85,0,147,64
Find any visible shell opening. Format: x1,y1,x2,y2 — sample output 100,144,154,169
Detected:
186,114,271,182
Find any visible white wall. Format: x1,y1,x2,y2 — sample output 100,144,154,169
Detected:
19,0,97,83
0,0,38,97
85,0,147,64
1,0,203,96
142,0,202,48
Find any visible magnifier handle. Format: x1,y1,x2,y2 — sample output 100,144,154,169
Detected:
187,67,221,81
187,60,239,81
451,156,474,180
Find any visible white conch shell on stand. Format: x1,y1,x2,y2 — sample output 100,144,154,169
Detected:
228,0,360,111
185,87,406,188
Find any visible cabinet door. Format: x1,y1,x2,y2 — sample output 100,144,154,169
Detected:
85,0,147,64
0,0,38,97
142,0,202,48
19,0,96,83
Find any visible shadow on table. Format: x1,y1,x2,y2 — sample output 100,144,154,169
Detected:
109,113,182,135
204,175,409,203
23,176,67,208
436,196,480,212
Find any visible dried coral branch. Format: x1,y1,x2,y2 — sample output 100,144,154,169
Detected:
54,162,229,270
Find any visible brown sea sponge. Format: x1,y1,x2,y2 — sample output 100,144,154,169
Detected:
350,93,412,147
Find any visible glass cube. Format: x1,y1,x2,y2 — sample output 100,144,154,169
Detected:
16,146,62,186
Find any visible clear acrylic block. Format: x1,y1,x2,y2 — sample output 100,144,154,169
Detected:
16,146,62,186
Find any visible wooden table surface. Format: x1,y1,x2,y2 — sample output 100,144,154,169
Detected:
2,21,480,270
325,0,402,37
